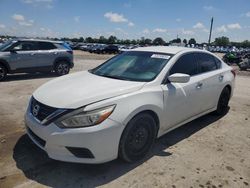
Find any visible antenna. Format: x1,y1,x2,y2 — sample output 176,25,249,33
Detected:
208,17,213,45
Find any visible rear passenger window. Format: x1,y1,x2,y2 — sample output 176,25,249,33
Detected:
169,53,198,76
38,42,56,50
214,57,222,68
197,53,218,73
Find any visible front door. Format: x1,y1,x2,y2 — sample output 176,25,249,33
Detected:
8,41,39,70
161,53,204,131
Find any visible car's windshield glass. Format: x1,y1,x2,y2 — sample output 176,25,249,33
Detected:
90,51,172,82
0,40,16,51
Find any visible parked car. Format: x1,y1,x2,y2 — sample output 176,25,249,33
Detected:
98,44,119,54
79,44,89,51
91,44,106,54
238,57,250,70
71,43,83,50
0,39,74,81
25,46,235,164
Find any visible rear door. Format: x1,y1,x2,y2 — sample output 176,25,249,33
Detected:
36,42,58,67
195,52,224,111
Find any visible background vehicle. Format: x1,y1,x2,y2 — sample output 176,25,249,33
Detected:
98,45,119,54
239,56,250,70
222,52,241,65
25,46,235,164
0,39,74,81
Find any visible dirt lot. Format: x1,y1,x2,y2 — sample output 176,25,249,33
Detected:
0,51,250,188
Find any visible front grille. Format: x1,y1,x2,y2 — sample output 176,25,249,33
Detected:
30,97,58,123
27,127,46,147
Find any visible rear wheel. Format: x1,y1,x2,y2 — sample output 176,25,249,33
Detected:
55,61,70,76
0,64,7,81
215,87,230,115
119,113,157,163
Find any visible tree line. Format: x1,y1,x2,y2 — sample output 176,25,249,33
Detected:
0,35,249,47
213,36,250,48
0,35,198,45
59,36,198,46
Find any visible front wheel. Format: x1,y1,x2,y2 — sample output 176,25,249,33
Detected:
119,113,157,163
215,87,230,115
55,62,70,76
0,64,7,81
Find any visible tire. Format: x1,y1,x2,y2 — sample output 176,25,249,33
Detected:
54,61,70,76
119,113,157,163
0,64,7,81
215,87,230,115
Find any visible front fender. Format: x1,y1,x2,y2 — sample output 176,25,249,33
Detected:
84,86,165,135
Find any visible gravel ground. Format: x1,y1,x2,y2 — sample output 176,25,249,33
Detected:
0,51,250,188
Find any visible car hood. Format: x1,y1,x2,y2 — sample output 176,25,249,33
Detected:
33,71,145,109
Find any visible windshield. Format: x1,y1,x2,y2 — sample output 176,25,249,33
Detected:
90,51,172,82
0,40,16,51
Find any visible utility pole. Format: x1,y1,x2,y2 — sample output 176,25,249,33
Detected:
208,17,213,45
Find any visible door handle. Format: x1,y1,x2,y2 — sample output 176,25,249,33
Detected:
219,75,224,81
30,53,36,55
196,82,203,89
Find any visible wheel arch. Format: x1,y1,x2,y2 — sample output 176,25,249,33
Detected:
123,108,161,137
139,110,160,135
0,59,10,73
53,57,71,69
224,84,232,96
219,84,232,99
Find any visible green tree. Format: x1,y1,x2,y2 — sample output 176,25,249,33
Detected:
144,38,152,45
123,39,131,45
153,37,166,45
183,39,187,44
169,38,181,44
176,38,181,43
214,36,229,46
71,38,79,42
99,36,107,44
85,37,94,43
108,35,117,44
240,40,250,48
188,38,196,45
131,39,137,45
79,37,84,42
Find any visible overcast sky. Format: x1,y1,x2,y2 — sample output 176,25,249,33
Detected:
0,0,250,43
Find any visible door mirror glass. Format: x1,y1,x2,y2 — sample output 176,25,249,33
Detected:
168,73,190,83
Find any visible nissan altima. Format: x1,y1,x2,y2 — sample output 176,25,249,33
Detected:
25,46,235,163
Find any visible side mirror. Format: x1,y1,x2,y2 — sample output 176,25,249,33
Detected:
168,73,190,83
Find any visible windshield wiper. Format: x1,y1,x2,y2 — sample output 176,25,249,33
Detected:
101,74,132,81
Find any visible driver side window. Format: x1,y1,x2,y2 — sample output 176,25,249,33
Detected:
10,42,38,51
169,53,198,76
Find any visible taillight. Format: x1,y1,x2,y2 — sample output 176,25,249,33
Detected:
67,50,73,54
231,69,236,78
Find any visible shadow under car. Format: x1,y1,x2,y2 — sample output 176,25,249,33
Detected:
13,109,228,188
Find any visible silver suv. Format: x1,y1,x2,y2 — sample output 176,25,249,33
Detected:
0,39,74,81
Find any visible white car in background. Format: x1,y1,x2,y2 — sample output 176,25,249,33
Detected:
25,46,235,164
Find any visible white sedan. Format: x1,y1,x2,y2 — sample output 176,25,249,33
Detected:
25,46,235,163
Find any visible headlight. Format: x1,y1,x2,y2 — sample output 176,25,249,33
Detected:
56,105,116,128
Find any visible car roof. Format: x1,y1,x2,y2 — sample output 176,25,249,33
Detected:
17,38,63,44
130,46,204,55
